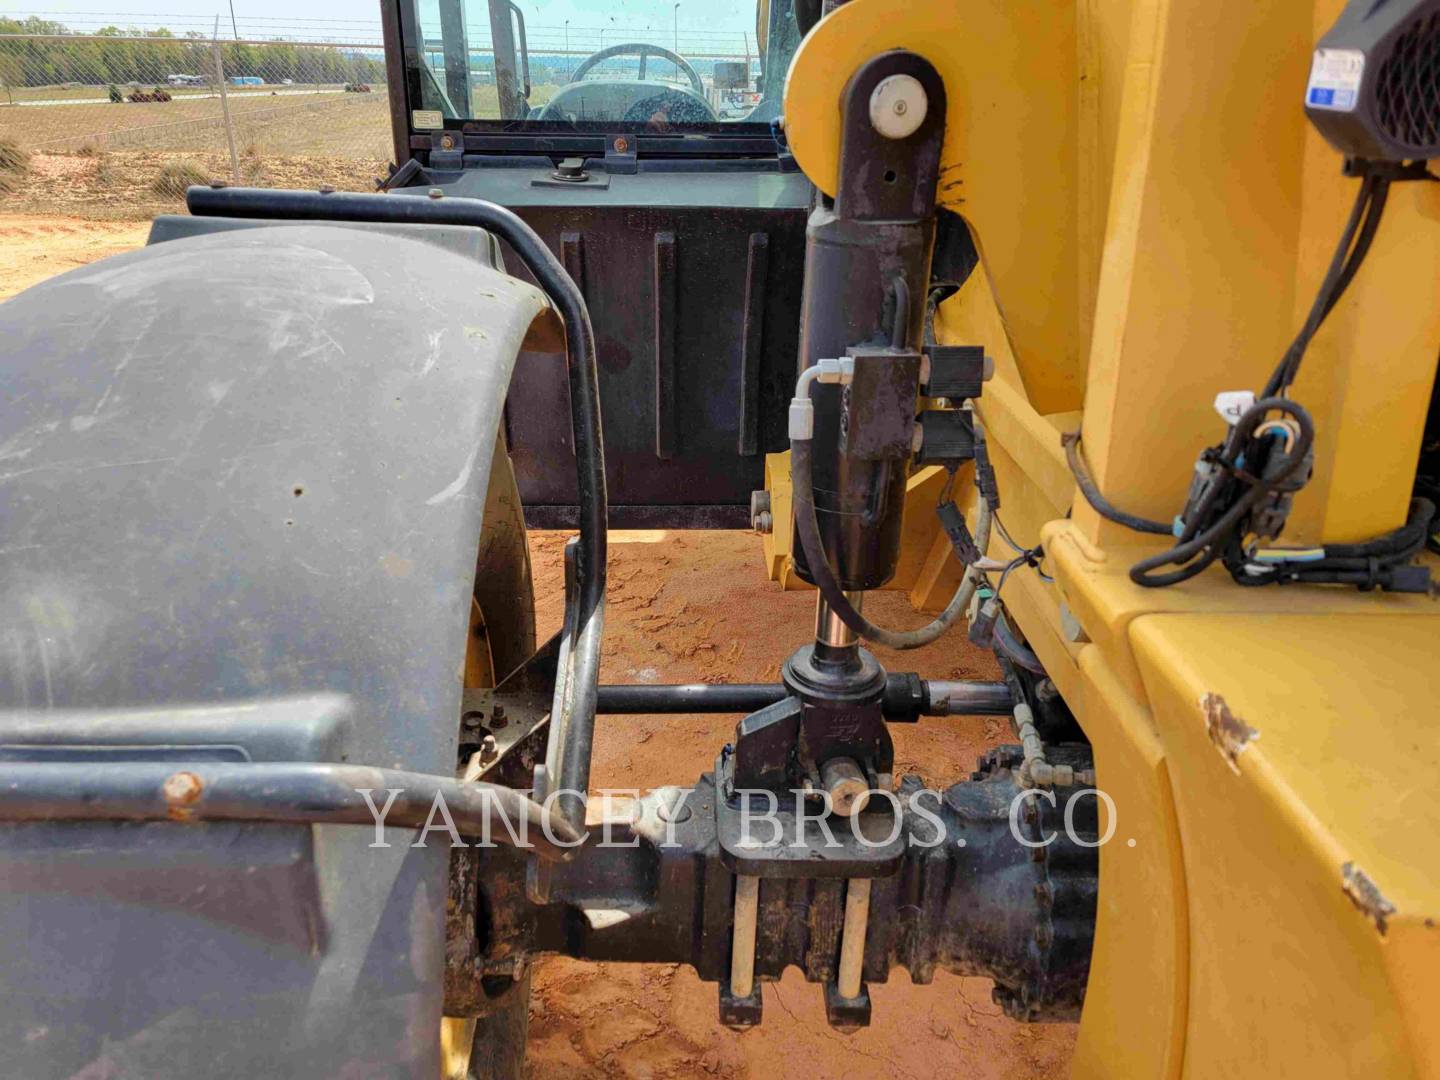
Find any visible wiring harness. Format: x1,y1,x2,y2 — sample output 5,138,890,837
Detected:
1068,163,1438,595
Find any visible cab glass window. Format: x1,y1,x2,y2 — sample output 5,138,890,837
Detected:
406,0,800,131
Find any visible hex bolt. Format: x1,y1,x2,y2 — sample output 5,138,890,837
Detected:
837,877,872,999
479,734,499,764
730,874,760,999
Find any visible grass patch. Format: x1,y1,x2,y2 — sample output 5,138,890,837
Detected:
93,153,117,187
0,137,30,193
150,157,210,198
0,137,30,173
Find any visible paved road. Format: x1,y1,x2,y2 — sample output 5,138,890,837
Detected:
10,87,360,107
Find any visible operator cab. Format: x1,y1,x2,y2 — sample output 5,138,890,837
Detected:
384,0,819,527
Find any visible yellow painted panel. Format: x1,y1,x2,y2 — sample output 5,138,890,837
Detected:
1283,0,1440,543
1043,517,1440,706
1132,614,1440,1077
1070,648,1188,1079
785,0,1084,413
1286,175,1440,544
891,464,958,590
1079,0,1312,525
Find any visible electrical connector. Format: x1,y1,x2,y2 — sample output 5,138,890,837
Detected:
973,425,1000,510
937,501,980,565
1384,565,1432,594
968,596,998,649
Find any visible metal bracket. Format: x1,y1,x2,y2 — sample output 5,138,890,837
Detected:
604,133,639,174
459,631,559,788
835,51,947,222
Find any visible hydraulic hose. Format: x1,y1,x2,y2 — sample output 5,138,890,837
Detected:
789,367,990,649
185,185,608,834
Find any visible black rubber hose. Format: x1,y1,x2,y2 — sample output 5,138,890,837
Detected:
1322,498,1434,559
993,609,1046,675
0,762,584,860
790,437,988,650
1061,431,1172,535
185,186,608,832
1262,175,1387,398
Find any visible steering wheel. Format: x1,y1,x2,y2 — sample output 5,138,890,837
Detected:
568,42,706,100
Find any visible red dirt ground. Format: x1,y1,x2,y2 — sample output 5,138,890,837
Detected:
523,529,1076,1079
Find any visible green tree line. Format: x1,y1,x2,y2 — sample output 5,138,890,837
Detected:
0,17,385,90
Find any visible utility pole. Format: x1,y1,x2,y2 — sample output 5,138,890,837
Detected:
227,0,239,40
212,15,240,183
673,2,679,57
565,19,570,79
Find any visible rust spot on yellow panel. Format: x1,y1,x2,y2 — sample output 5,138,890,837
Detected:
1200,692,1259,775
1341,862,1397,936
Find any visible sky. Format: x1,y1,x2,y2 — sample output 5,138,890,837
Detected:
0,0,761,44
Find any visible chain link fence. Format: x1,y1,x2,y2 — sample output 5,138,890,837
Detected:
0,32,392,210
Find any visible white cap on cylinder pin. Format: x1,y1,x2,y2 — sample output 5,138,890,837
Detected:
869,74,927,139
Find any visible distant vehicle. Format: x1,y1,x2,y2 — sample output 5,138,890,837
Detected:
228,76,264,87
281,78,294,85
165,74,206,87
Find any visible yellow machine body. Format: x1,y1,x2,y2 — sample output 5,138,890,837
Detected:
779,1,1440,1075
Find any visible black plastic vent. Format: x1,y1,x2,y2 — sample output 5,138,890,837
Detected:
1375,8,1440,153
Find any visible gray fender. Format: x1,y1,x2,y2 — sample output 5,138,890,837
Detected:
0,225,548,1077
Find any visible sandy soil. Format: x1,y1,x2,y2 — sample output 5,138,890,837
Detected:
0,217,1076,1078
0,214,152,299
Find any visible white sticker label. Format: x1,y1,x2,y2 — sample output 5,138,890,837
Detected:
1306,48,1364,112
412,109,444,130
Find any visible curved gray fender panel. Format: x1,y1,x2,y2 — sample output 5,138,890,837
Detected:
0,225,546,1077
